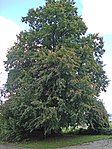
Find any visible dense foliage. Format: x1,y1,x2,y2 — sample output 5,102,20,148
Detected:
0,0,109,141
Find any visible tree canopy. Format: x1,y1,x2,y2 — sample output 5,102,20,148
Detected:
22,0,87,50
0,0,109,142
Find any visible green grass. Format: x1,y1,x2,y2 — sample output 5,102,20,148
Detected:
13,135,112,149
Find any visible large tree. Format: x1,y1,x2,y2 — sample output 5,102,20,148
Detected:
0,0,109,141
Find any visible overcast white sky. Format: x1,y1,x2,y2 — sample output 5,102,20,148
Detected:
0,16,21,86
82,0,112,35
0,0,112,113
82,0,112,113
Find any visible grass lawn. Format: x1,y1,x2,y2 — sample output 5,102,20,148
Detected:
12,135,112,149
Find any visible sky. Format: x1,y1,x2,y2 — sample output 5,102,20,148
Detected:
0,0,112,113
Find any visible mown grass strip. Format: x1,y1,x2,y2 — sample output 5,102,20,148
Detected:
14,135,112,149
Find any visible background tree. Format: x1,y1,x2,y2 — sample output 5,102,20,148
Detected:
0,0,109,141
